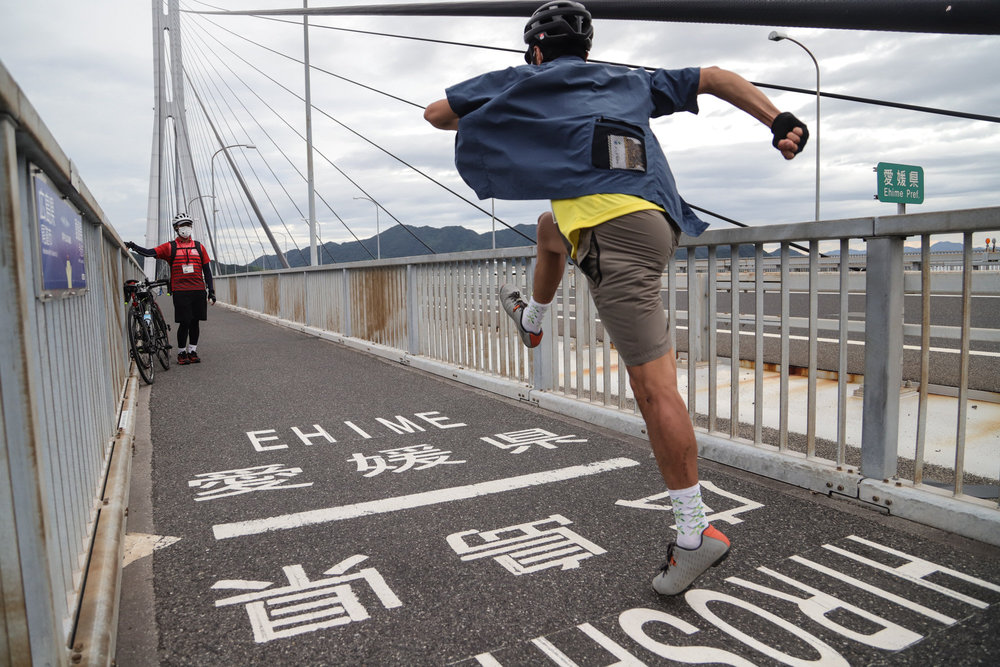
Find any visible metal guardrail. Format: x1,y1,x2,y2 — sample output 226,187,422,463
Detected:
1,62,142,665
217,206,1000,549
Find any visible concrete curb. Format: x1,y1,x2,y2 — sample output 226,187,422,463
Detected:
72,372,137,665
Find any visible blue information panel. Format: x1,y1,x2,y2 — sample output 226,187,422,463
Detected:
33,172,87,294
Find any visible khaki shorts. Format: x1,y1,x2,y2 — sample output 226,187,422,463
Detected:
572,209,681,366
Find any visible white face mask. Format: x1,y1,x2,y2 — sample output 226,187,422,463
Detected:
176,226,192,239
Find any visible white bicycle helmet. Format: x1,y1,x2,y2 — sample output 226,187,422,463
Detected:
172,213,194,230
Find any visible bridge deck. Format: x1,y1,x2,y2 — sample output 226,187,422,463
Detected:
116,303,1000,664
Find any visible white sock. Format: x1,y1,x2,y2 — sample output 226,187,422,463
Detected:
668,483,710,549
188,344,197,353
521,297,549,334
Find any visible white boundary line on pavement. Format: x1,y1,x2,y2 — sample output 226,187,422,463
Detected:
212,457,641,540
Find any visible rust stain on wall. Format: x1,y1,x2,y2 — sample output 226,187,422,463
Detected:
292,282,306,323
263,275,279,315
352,268,404,343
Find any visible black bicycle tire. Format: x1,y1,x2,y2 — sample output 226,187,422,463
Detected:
127,307,155,384
151,301,171,370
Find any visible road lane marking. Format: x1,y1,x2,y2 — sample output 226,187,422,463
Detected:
123,533,181,567
212,457,641,540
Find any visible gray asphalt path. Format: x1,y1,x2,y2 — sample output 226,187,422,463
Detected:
116,303,1000,665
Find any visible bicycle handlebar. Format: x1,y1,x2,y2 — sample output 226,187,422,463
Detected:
125,278,169,301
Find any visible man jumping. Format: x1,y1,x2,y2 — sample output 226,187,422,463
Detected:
425,1,807,594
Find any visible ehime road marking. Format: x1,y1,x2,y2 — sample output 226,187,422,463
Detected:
212,458,640,540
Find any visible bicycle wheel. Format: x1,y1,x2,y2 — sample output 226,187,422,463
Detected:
127,307,155,384
151,301,171,370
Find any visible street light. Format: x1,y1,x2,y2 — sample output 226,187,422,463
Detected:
769,30,820,221
186,195,215,233
272,230,290,254
186,195,214,212
354,196,380,260
211,143,256,257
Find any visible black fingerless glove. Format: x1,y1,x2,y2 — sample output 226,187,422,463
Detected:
209,291,216,304
771,112,809,154
125,241,137,250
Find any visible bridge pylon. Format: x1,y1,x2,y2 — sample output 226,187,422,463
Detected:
147,0,211,278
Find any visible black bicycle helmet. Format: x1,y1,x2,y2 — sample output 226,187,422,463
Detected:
172,213,194,230
523,1,593,63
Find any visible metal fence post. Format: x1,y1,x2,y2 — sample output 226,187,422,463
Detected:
861,235,905,480
687,271,708,363
532,306,556,391
406,264,419,354
341,268,352,337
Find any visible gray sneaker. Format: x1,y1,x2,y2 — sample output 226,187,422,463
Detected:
652,525,730,595
499,284,542,348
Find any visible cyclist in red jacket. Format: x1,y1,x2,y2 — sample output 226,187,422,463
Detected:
126,213,215,365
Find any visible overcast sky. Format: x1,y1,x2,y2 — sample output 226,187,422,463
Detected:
2,1,998,261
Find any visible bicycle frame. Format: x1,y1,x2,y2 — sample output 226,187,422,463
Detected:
124,279,171,383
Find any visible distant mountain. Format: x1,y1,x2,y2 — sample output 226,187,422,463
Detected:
827,241,968,255
213,229,984,274
825,248,868,256
910,241,963,253
234,223,538,271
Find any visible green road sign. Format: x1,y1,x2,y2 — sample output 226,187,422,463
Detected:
877,162,924,204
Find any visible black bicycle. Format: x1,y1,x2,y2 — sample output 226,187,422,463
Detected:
124,278,172,384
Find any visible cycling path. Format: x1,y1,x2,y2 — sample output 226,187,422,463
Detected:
116,303,1000,665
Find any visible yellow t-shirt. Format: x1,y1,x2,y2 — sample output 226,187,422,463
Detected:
552,194,664,260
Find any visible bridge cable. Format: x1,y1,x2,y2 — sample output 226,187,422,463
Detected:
183,97,245,267
184,63,288,267
187,102,266,269
189,3,999,124
183,23,385,260
182,14,370,262
184,0,1000,37
184,32,312,265
185,32,340,267
185,8,437,255
185,7,997,249
185,68,290,268
189,10,768,242
185,8,532,245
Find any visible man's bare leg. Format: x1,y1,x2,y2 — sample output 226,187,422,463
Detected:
629,350,731,595
626,351,698,489
499,212,566,345
532,211,567,302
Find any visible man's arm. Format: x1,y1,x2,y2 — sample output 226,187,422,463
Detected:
424,98,460,131
125,241,157,257
698,66,806,159
202,261,215,303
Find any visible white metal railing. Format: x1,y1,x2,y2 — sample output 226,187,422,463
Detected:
217,206,1000,548
2,62,143,664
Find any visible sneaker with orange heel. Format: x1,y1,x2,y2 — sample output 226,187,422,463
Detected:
652,525,730,596
499,284,542,348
